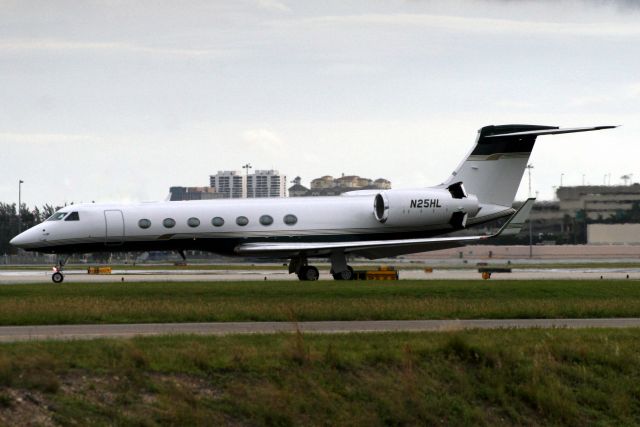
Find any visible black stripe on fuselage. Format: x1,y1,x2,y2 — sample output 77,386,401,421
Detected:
23,228,456,256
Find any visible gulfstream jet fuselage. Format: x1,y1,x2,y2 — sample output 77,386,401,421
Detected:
10,124,615,282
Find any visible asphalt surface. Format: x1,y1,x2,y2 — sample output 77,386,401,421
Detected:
2,318,640,342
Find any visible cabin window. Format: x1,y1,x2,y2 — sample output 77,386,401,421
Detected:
283,214,298,225
163,218,176,228
46,212,67,221
138,219,152,229
236,216,249,226
211,217,224,227
259,215,273,226
64,211,80,221
187,217,200,228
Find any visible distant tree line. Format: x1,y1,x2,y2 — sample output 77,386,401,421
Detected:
0,203,61,254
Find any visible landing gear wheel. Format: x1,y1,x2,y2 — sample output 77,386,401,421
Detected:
51,255,70,284
332,265,354,281
297,266,320,281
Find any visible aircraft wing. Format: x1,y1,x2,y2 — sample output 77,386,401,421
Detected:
235,198,535,260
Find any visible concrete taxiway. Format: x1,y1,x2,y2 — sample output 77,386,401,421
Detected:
2,318,640,342
1,268,640,284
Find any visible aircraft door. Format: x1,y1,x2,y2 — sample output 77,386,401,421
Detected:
104,210,125,245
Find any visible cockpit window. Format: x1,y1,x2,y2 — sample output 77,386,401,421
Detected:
46,212,68,221
64,211,80,221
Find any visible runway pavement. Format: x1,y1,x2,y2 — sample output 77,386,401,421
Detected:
2,318,640,342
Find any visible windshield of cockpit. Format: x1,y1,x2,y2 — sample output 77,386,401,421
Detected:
47,211,69,221
47,211,80,221
46,211,68,221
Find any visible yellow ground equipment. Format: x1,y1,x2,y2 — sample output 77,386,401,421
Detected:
87,266,112,275
353,266,399,281
478,267,511,280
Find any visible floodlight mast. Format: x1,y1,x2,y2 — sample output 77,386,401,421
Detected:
18,179,24,234
526,165,534,259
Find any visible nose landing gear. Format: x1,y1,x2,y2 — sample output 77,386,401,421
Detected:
51,257,69,283
52,270,64,283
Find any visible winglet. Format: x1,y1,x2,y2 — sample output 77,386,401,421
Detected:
494,198,535,237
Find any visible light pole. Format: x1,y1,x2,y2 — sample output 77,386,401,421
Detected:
526,164,534,198
242,163,252,198
526,165,534,259
18,180,24,234
560,173,564,188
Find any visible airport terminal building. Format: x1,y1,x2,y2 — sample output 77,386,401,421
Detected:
522,184,640,244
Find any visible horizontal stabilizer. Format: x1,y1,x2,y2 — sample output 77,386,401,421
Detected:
486,126,617,138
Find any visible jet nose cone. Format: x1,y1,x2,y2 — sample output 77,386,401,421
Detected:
10,231,29,248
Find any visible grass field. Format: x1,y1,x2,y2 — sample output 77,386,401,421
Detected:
1,329,639,425
1,280,640,325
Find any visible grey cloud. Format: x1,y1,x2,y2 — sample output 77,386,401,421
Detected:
484,0,640,10
288,13,640,37
0,39,231,57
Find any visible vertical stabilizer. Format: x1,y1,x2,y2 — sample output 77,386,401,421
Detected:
444,124,556,207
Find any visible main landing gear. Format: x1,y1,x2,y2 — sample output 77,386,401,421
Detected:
330,251,354,281
331,266,354,281
51,256,69,283
289,255,320,281
299,266,320,281
288,251,355,282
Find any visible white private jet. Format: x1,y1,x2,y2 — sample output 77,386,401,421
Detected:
11,124,615,283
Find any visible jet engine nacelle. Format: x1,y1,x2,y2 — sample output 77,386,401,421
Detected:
373,184,480,229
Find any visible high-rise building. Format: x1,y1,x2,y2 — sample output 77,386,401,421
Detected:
247,170,287,198
209,171,247,198
209,169,286,198
169,186,223,201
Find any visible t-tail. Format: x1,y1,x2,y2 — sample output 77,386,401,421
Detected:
443,124,616,222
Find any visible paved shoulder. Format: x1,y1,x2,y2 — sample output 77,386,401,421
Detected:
1,318,640,342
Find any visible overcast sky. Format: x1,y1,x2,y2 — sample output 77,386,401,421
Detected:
1,0,639,206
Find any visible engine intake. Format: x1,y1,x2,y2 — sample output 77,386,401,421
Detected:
373,188,479,228
374,193,389,223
